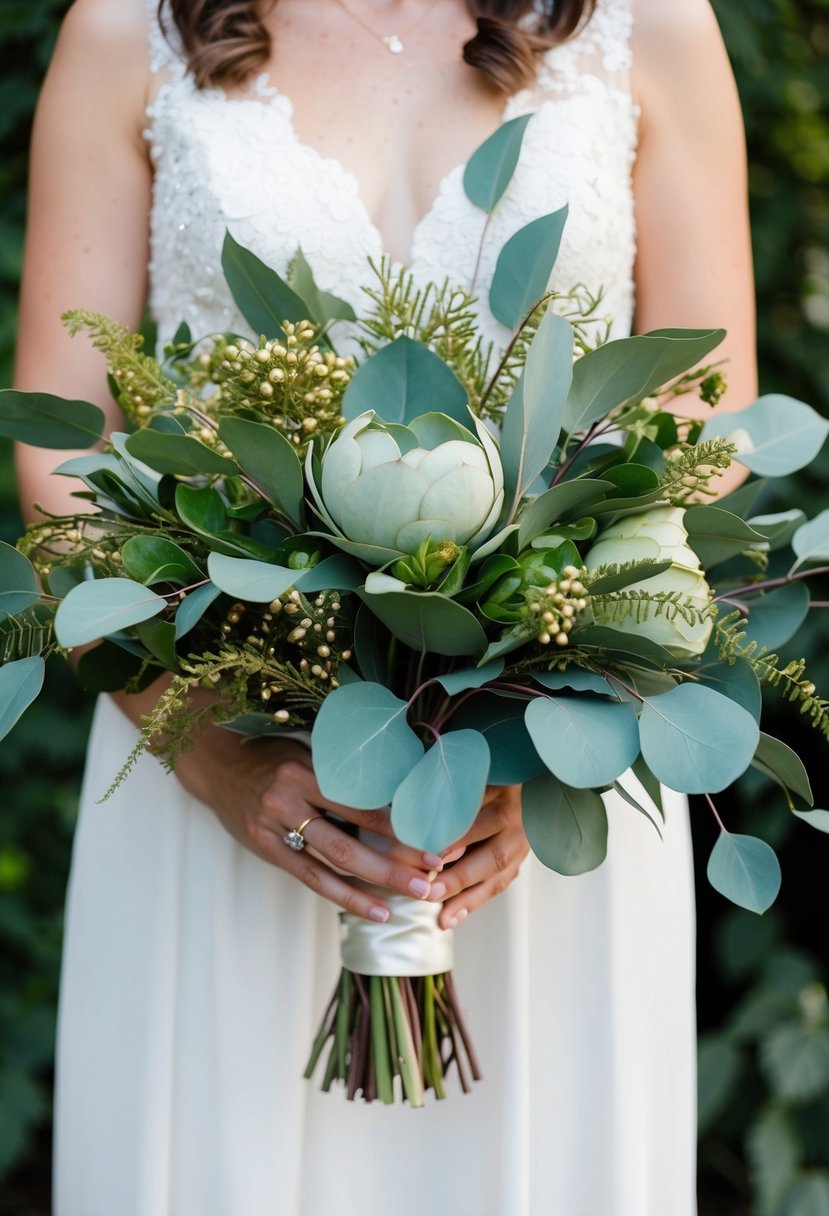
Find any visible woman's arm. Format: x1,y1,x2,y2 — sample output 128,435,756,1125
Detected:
14,0,441,920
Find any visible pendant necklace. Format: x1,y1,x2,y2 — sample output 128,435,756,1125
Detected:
332,0,444,54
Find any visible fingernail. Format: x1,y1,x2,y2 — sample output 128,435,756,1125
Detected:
423,852,444,870
426,870,439,882
370,906,390,923
430,881,447,900
456,908,468,923
409,877,431,899
444,914,458,929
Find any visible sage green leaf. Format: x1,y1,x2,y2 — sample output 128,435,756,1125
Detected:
698,657,762,722
792,809,829,833
698,1036,743,1134
611,778,663,837
684,505,765,567
517,479,612,548
531,669,618,697
761,1021,829,1103
312,682,424,808
0,656,45,742
294,554,364,592
563,329,725,436
749,510,806,552
174,483,228,535
125,430,237,477
121,536,205,587
353,605,391,684
287,247,357,324
489,206,568,329
434,659,504,695
746,1107,801,1216
530,516,596,549
341,337,469,426
570,623,675,668
778,1174,829,1216
174,582,222,639
305,531,403,567
55,578,167,647
522,773,608,875
0,389,105,448
707,831,781,913
703,394,829,477
0,542,39,617
752,733,814,805
791,508,829,568
525,694,640,787
741,582,809,650
718,478,768,519
207,553,297,603
391,730,490,852
462,114,532,212
408,412,475,449
218,417,304,525
631,753,663,818
359,586,487,657
134,618,177,669
501,310,574,518
450,691,547,784
221,231,308,334
638,684,759,793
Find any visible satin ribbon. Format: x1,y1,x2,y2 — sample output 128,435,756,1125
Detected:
340,893,455,977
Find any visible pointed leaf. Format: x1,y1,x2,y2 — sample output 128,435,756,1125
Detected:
342,337,469,426
639,684,759,793
175,582,223,639
0,543,40,616
0,656,45,741
792,809,829,833
287,248,356,323
0,389,105,448
684,505,766,567
207,553,298,603
703,395,829,477
525,694,640,787
294,554,364,593
707,831,781,913
516,478,612,548
749,509,806,552
752,733,813,805
55,578,167,647
462,114,532,213
489,207,569,329
218,417,304,524
563,329,725,435
791,508,829,568
391,730,490,852
312,682,424,808
359,586,487,657
221,231,308,334
522,773,608,875
124,430,237,477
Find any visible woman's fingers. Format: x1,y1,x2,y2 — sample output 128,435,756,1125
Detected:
439,860,524,929
299,817,448,903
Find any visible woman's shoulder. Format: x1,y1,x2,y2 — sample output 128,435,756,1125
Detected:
60,0,149,52
630,0,736,117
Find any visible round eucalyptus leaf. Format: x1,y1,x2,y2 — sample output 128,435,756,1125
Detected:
121,536,205,587
791,509,829,568
207,553,298,603
525,694,640,787
55,578,167,648
522,773,608,875
707,831,781,914
792,809,829,834
703,394,829,477
698,657,762,722
741,582,810,651
359,586,487,657
312,682,424,808
0,656,45,742
174,582,223,640
0,542,40,617
638,684,759,793
391,730,490,853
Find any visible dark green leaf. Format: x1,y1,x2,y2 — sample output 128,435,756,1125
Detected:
684,505,766,567
752,732,814,806
489,206,569,329
0,542,39,616
359,586,487,657
218,416,304,525
121,536,205,587
462,114,532,212
0,389,105,448
522,773,608,875
516,479,612,548
287,247,357,323
221,231,309,334
341,336,469,426
124,430,237,477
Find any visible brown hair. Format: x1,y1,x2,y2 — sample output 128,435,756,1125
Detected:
161,1,596,94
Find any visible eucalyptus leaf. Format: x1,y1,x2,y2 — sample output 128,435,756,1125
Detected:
740,582,810,650
125,430,237,477
638,684,760,793
341,336,469,426
0,656,45,741
121,536,205,587
752,733,813,806
294,554,364,592
516,479,612,548
525,694,640,787
0,389,106,448
462,114,532,212
631,754,663,818
451,690,547,784
391,730,490,852
531,669,618,697
791,508,829,568
698,657,762,722
218,416,304,525
703,395,829,477
792,809,829,834
707,831,782,914
222,231,308,334
749,510,807,552
684,505,766,567
570,624,675,668
489,206,569,329
55,578,167,647
287,247,357,324
0,542,40,617
207,553,298,603
501,309,574,518
359,586,487,657
434,660,504,695
563,329,725,436
312,683,424,808
133,618,178,669
174,483,228,535
522,773,608,875
174,581,223,639
611,778,663,837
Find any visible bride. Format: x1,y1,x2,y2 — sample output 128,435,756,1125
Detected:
16,1,755,1213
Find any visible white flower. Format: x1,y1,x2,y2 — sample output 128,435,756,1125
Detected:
307,411,504,555
585,506,713,657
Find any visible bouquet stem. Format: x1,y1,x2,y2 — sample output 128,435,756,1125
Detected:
304,968,481,1105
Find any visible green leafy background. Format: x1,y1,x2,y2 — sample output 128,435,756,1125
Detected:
0,3,827,1211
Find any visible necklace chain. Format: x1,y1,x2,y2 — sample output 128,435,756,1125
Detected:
331,0,443,54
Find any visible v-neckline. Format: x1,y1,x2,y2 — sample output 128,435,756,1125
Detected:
201,72,528,269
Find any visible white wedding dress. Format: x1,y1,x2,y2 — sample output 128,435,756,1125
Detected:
54,2,697,1213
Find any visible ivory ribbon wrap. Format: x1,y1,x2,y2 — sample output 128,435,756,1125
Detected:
340,894,455,977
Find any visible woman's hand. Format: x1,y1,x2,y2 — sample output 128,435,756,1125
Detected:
434,784,529,930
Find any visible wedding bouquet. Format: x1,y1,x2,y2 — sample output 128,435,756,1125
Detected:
2,118,828,1106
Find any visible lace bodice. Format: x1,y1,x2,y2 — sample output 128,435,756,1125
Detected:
144,1,638,354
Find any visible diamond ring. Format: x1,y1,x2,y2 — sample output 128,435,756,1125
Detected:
283,815,323,852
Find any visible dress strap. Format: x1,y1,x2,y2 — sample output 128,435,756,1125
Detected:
145,0,187,80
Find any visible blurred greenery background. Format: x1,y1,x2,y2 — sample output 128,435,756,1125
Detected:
0,1,827,1212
